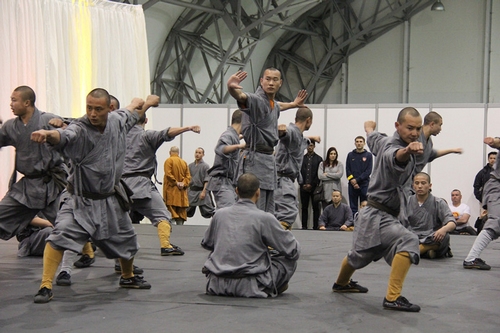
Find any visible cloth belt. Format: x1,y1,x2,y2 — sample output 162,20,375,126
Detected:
190,185,205,191
245,144,274,155
122,172,151,179
67,182,115,200
21,167,68,191
367,199,399,217
277,172,296,182
202,266,254,279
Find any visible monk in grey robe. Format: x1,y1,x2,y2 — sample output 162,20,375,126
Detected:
122,107,200,256
332,107,424,312
227,69,306,213
31,89,151,304
274,107,319,229
207,109,245,209
201,173,300,297
0,86,67,241
407,172,456,259
187,147,215,218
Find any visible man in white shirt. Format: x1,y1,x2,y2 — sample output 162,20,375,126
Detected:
448,189,476,235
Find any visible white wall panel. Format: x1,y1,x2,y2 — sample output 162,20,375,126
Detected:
148,103,490,226
486,106,500,138
427,106,485,223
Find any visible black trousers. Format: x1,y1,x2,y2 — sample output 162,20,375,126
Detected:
300,188,321,230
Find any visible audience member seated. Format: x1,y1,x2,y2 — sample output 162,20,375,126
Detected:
201,173,300,297
407,173,455,259
448,189,477,235
318,190,353,231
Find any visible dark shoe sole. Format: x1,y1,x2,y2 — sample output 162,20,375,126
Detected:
119,284,151,289
383,305,420,312
34,293,53,304
56,280,71,286
161,251,184,256
463,265,491,270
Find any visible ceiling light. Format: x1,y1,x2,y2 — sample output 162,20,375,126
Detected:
431,0,445,11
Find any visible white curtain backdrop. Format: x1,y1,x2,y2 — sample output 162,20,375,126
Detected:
0,0,150,198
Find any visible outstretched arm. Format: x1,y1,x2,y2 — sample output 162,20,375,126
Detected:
278,89,307,111
125,98,146,118
436,148,463,158
307,136,321,144
142,95,160,113
227,71,248,105
222,141,246,154
31,129,61,145
30,216,53,228
48,118,67,129
364,120,377,135
167,125,201,138
395,141,424,163
278,124,287,138
484,137,500,149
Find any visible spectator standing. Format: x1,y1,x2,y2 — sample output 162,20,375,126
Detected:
345,136,372,216
473,151,497,203
299,142,323,229
318,147,344,209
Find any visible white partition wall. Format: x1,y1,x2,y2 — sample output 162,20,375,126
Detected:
486,106,500,138
148,103,494,226
430,106,486,217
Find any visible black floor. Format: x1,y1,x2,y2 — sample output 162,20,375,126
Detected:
1,224,499,333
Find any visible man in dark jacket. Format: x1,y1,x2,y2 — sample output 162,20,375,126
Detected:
299,141,323,229
473,151,497,202
345,136,373,216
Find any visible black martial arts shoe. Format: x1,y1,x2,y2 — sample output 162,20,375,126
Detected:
34,287,53,304
383,296,421,312
463,258,491,270
56,271,72,286
73,254,95,268
161,244,185,256
332,280,368,293
114,264,144,275
119,275,151,289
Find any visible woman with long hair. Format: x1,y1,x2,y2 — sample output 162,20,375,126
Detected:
318,147,344,209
